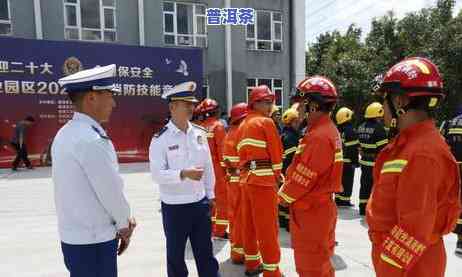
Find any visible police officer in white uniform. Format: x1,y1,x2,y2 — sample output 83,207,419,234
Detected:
53,64,136,277
149,81,220,277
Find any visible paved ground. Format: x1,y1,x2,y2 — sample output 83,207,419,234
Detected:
0,163,461,277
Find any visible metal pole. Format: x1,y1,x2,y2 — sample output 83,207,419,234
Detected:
225,0,233,112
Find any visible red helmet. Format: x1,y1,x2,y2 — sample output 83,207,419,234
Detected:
193,104,203,116
249,85,275,108
230,103,248,124
296,76,338,103
200,98,219,113
378,57,444,98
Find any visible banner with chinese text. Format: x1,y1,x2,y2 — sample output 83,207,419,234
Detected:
0,37,203,168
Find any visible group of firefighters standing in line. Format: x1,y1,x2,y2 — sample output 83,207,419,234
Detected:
191,56,462,277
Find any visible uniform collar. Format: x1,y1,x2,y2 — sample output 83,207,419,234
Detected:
248,110,267,117
167,120,193,135
72,112,107,136
394,119,435,147
309,114,331,131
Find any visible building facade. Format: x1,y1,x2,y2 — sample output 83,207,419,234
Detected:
1,0,305,110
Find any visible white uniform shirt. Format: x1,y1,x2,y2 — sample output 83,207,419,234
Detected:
52,112,130,245
149,120,215,205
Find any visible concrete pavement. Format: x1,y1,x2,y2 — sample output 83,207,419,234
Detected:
0,163,461,276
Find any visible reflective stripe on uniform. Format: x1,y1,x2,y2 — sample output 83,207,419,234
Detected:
223,155,240,163
229,176,240,183
237,138,267,151
343,158,352,163
272,163,283,171
215,219,229,226
376,139,389,147
211,216,216,222
345,140,359,147
245,253,261,261
336,195,350,201
279,191,295,203
279,211,289,217
457,219,462,225
220,162,226,167
359,160,375,167
232,246,245,255
284,146,297,156
381,159,408,174
380,254,403,269
360,143,377,149
295,144,306,154
250,169,274,176
262,263,279,271
359,199,368,204
207,132,214,138
334,151,343,162
448,128,462,135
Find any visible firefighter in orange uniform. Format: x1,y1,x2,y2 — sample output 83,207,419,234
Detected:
366,57,461,277
222,103,248,264
278,76,343,277
200,98,229,239
237,85,283,277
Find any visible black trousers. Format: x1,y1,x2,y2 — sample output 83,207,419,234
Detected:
61,239,117,277
336,163,355,204
11,143,32,169
359,165,374,214
161,198,220,277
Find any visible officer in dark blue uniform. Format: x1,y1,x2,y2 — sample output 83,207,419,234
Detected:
335,107,359,207
357,102,388,215
442,106,462,255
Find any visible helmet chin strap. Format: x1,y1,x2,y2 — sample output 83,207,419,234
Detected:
385,93,407,138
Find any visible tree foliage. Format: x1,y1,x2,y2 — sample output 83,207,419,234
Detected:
306,0,462,121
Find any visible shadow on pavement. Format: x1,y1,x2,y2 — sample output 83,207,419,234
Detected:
185,238,228,261
1,167,51,180
337,207,361,220
219,259,245,277
332,254,348,271
0,163,150,181
360,218,369,229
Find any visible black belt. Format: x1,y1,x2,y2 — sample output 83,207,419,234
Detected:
243,160,272,170
226,167,240,176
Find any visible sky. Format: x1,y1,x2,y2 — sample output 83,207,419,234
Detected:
306,0,462,44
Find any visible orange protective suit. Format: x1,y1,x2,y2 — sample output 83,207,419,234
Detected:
237,110,283,277
367,120,461,277
223,124,245,263
202,117,228,237
279,114,343,277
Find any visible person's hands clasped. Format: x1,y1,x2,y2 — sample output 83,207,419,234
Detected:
180,167,204,181
117,217,137,256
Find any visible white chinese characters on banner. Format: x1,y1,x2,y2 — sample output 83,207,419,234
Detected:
118,66,154,79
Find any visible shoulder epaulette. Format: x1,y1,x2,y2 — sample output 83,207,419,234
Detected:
91,126,110,140
192,123,207,132
154,126,168,138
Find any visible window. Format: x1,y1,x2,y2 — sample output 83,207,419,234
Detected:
247,78,283,107
64,0,116,42
163,1,207,47
0,0,11,35
246,10,282,51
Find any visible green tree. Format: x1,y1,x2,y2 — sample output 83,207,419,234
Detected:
306,0,462,122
